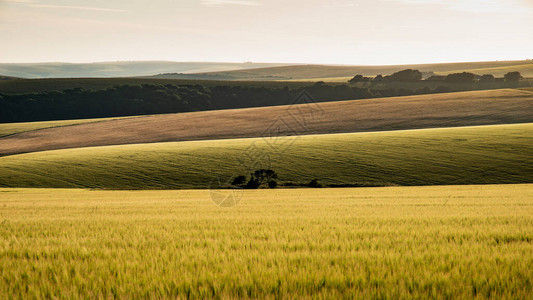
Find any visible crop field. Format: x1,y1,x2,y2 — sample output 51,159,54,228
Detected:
0,116,133,138
0,123,531,189
2,89,532,156
0,185,531,298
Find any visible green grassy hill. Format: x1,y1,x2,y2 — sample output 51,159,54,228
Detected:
0,123,531,189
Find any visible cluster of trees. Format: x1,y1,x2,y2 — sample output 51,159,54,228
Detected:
1,70,524,123
350,70,523,84
231,170,278,189
0,82,459,123
230,171,325,189
432,71,523,83
349,69,423,83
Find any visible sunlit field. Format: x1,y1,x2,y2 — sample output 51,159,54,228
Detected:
1,123,531,189
0,116,132,137
1,185,531,298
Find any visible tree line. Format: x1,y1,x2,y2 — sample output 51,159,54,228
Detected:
349,69,523,84
0,82,461,123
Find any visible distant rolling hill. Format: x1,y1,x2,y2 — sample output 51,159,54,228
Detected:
436,63,533,78
167,60,533,81
0,61,292,79
3,60,530,81
1,88,532,157
0,75,20,81
0,123,531,189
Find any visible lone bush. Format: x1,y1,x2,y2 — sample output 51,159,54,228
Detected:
244,169,278,189
231,175,247,186
268,180,278,189
349,75,371,83
386,69,423,82
308,179,322,188
504,72,522,82
445,72,476,83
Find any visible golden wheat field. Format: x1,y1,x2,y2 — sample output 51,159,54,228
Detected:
1,185,531,298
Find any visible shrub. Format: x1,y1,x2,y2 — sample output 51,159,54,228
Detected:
244,169,278,189
504,72,522,82
308,179,322,188
479,74,495,82
386,69,423,82
268,180,278,189
349,75,371,83
434,86,451,93
231,176,247,186
445,72,476,83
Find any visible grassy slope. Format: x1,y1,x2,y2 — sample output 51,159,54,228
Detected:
0,123,531,189
1,186,532,298
191,60,533,81
2,88,532,156
0,117,133,137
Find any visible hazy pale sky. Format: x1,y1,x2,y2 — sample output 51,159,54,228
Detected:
1,0,532,64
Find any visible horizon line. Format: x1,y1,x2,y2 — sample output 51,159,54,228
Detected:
0,58,531,67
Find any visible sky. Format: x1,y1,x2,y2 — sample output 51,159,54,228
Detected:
0,0,532,65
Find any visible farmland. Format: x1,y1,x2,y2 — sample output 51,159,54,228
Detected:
0,116,133,138
2,88,532,156
0,123,531,189
0,74,531,300
0,185,531,298
3,0,533,297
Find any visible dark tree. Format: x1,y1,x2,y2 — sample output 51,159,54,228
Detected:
245,169,278,189
434,86,451,93
349,75,371,83
479,74,495,82
387,69,423,82
504,72,522,82
231,175,247,186
415,87,431,94
254,169,278,185
268,180,278,189
372,75,384,82
426,75,446,81
245,175,260,189
308,179,322,188
445,72,476,83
